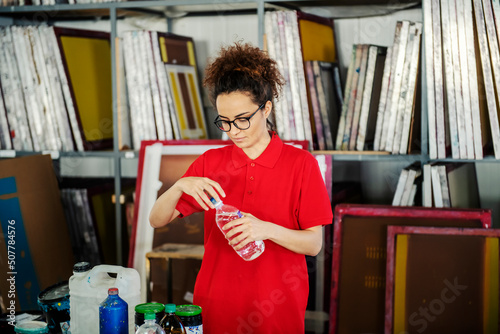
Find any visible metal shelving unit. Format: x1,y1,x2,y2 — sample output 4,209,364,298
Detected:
2,0,498,265
0,0,428,266
0,0,274,266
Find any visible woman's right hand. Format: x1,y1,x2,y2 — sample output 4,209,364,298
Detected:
173,177,226,211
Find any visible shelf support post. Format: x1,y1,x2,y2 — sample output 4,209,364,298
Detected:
110,6,123,266
257,0,265,49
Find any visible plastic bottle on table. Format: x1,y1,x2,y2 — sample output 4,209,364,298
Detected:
99,287,128,334
160,304,186,334
210,198,265,261
69,261,92,334
135,313,166,334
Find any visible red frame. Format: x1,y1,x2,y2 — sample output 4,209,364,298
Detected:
385,225,500,334
329,203,492,334
127,139,230,268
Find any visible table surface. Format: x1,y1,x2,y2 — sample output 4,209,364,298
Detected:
146,243,204,260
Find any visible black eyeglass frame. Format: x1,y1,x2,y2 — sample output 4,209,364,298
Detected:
213,103,266,132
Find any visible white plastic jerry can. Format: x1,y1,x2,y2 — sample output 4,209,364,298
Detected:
69,262,141,334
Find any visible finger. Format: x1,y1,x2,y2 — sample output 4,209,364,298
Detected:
227,233,241,246
226,224,247,242
202,189,220,208
222,218,243,231
228,232,245,247
224,226,237,239
205,179,226,199
192,193,210,211
232,237,250,250
224,222,241,238
200,191,216,209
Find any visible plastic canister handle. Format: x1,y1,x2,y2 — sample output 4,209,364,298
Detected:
88,265,125,288
88,265,140,289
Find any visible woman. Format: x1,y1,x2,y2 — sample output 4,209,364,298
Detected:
149,42,333,333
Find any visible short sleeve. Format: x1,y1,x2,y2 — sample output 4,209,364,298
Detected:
297,155,333,229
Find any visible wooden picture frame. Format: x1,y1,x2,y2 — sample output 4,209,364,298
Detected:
54,27,113,150
329,203,491,334
385,225,500,334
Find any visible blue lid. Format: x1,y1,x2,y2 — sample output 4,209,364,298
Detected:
210,197,222,208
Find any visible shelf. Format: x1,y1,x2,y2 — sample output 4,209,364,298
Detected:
312,151,425,162
429,156,500,163
0,0,422,21
0,149,121,158
0,0,266,13
0,150,138,177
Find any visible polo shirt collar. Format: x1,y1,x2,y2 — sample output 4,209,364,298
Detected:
232,131,283,169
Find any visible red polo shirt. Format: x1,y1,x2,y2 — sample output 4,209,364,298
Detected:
176,132,333,334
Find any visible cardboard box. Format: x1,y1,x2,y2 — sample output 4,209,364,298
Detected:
149,257,201,305
0,155,74,310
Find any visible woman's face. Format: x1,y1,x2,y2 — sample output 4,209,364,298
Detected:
215,91,271,151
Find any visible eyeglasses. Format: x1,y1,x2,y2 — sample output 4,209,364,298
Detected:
213,103,266,132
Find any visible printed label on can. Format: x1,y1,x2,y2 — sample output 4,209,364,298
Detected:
185,324,203,334
60,321,70,334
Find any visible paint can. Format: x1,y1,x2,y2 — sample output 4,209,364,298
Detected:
14,321,49,333
0,310,44,334
37,281,70,334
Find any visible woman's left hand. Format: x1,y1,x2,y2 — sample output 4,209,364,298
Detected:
221,212,270,250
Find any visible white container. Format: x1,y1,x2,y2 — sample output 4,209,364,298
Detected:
69,262,141,334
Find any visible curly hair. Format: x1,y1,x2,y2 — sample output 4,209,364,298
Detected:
203,42,284,113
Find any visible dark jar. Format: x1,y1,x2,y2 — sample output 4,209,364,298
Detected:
175,305,202,334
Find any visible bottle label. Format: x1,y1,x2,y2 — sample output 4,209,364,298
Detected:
185,324,203,334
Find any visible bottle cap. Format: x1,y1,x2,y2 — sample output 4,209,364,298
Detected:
73,262,91,273
210,197,222,208
164,303,176,313
108,287,118,295
175,305,202,316
135,303,165,314
144,313,156,320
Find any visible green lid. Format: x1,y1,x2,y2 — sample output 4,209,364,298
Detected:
135,303,165,314
144,313,156,320
164,303,176,313
14,321,49,334
175,304,202,316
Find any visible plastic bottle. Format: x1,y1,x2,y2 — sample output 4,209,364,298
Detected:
135,313,166,334
161,304,186,334
99,288,128,334
210,198,265,261
68,261,91,334
69,263,140,334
